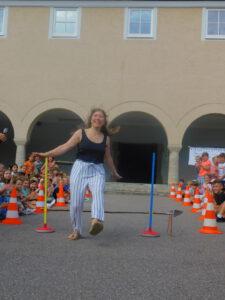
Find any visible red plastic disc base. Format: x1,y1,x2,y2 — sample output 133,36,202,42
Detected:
35,224,55,233
141,228,160,237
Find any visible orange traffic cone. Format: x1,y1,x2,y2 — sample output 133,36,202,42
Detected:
2,187,22,225
169,184,176,199
176,184,183,202
198,190,210,221
199,193,223,234
55,182,67,207
191,188,202,213
34,183,44,214
183,186,192,206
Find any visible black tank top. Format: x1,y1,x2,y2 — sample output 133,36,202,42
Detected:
76,129,107,164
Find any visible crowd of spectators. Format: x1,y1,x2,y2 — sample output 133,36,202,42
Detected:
178,152,225,223
0,154,70,221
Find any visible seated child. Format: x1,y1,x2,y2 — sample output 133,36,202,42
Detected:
200,174,212,194
0,169,13,200
0,196,8,220
33,154,43,177
15,179,33,215
178,179,186,197
210,156,218,178
217,153,225,184
41,156,58,175
15,179,26,214
26,179,38,209
0,169,13,219
63,176,70,203
18,165,26,176
212,179,225,222
189,180,200,203
24,154,35,178
21,179,30,198
10,163,19,179
189,180,199,195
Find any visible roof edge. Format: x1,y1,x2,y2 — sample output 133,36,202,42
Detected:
1,1,225,9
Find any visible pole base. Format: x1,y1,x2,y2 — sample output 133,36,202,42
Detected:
34,209,43,214
199,227,223,235
2,218,23,225
141,228,160,237
35,224,55,233
54,203,67,207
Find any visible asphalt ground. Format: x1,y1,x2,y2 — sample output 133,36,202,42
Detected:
0,194,225,300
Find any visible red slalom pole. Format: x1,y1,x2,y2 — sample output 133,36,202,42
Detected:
141,153,160,237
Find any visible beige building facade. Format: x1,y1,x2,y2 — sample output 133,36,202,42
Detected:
1,0,225,183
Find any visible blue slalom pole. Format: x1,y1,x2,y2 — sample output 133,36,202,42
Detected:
141,152,160,237
149,152,156,229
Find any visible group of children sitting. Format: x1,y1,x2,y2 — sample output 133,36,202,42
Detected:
192,151,225,221
178,176,225,223
0,154,70,221
195,152,225,184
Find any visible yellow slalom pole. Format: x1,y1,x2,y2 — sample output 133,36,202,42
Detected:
35,156,55,233
43,157,48,226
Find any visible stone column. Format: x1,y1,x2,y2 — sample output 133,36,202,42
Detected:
15,139,26,166
168,145,181,184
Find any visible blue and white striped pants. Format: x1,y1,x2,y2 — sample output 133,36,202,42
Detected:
70,159,105,233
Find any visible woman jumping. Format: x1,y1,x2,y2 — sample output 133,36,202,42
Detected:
34,108,121,240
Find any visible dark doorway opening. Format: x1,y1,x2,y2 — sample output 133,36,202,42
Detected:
117,143,158,183
0,112,16,167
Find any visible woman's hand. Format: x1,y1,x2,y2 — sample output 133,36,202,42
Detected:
111,170,122,180
32,152,49,158
0,133,6,142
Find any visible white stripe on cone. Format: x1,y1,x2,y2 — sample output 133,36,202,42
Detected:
201,197,207,216
193,195,201,209
57,197,65,203
7,210,19,218
203,218,217,227
207,203,214,211
10,197,17,203
36,201,44,207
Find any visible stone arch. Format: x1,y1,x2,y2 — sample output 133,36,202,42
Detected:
26,106,84,173
177,103,225,143
108,105,170,184
0,100,20,138
179,110,225,181
107,101,178,146
20,98,86,140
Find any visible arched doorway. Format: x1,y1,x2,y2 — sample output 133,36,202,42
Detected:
180,113,225,180
0,112,16,167
26,109,84,173
109,112,168,183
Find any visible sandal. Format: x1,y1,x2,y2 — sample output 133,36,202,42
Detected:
67,230,81,240
89,219,104,236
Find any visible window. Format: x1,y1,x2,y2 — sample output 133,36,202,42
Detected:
0,7,8,36
125,8,156,38
50,8,80,38
204,9,225,39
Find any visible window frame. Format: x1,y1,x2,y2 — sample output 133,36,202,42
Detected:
0,7,8,37
203,8,225,40
49,7,81,39
124,7,157,39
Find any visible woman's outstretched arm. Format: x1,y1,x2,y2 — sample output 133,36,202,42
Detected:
33,129,82,158
104,137,122,180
